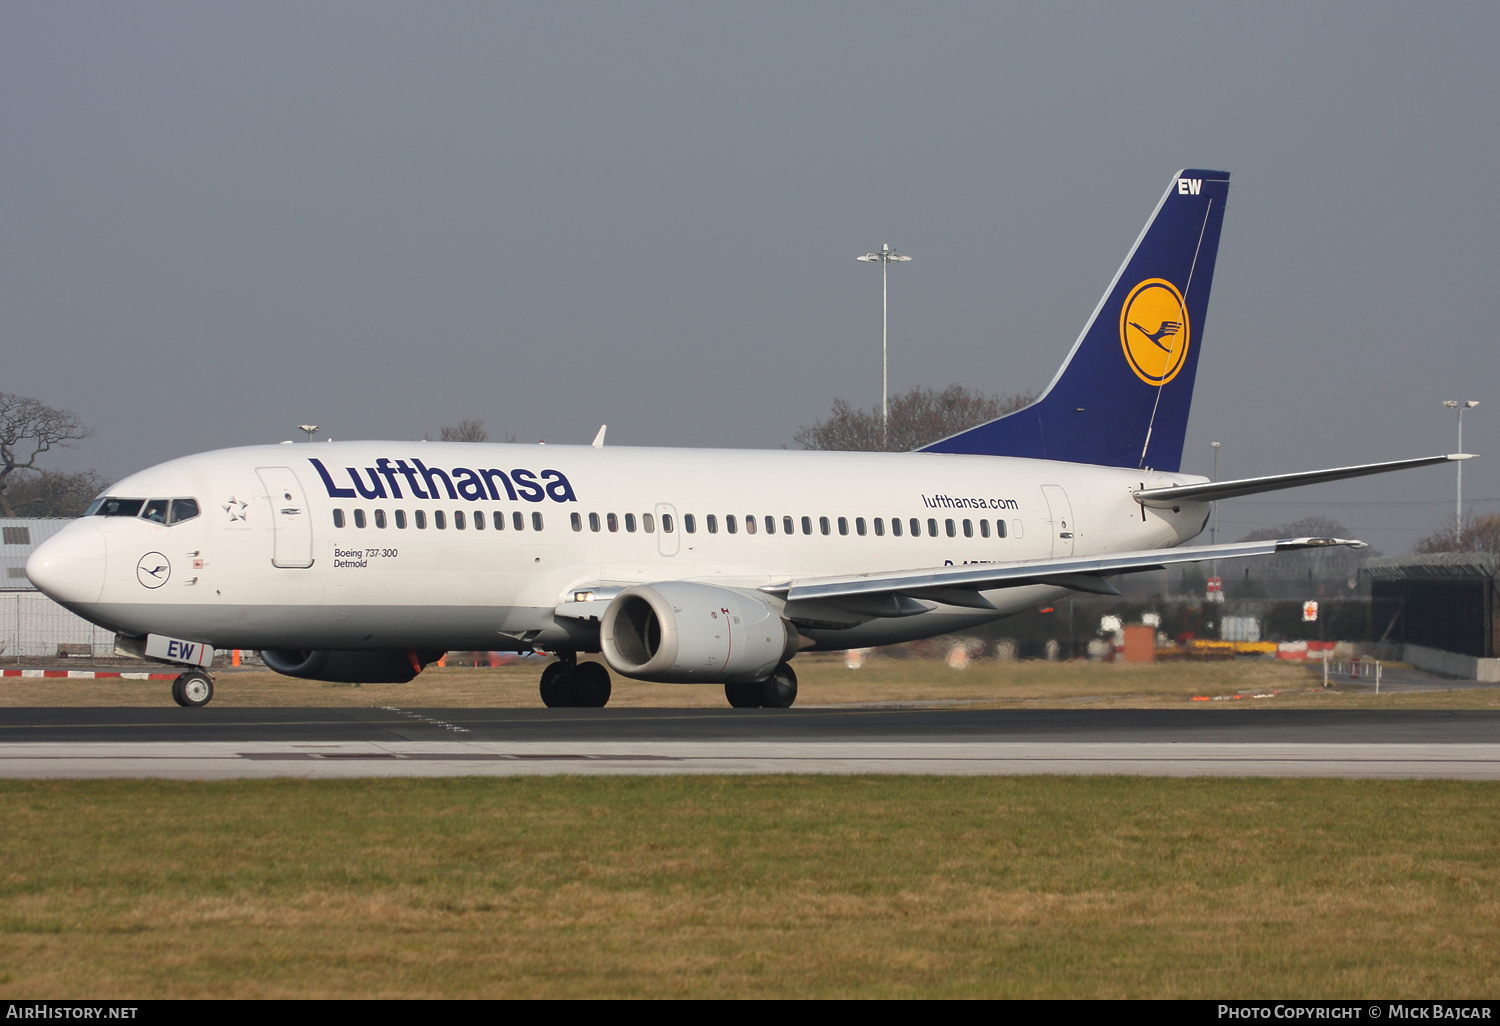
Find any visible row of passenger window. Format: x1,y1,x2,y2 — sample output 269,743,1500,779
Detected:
332,508,545,531
710,514,1014,539
574,512,1014,539
331,506,1016,541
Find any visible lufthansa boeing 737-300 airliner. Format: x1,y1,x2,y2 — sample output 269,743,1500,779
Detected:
25,169,1472,708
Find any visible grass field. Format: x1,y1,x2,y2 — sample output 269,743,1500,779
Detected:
2,775,1499,998
4,658,1498,997
5,653,1500,709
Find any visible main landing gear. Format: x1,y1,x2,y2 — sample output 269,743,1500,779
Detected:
724,662,798,709
539,652,612,708
171,669,215,708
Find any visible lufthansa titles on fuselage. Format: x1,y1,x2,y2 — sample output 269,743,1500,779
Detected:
309,457,577,504
920,493,1020,511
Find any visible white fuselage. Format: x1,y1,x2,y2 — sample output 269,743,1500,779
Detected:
29,441,1210,653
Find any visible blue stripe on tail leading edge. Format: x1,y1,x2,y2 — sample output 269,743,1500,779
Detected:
922,168,1230,473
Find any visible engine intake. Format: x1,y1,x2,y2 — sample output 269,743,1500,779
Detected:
260,649,444,683
601,582,798,683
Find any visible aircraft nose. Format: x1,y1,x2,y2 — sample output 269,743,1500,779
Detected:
26,523,107,606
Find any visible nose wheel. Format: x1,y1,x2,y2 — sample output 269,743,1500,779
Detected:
171,670,215,708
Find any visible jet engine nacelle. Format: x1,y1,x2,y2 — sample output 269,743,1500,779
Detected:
260,649,444,684
600,582,798,684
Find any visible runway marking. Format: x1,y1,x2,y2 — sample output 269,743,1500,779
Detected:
376,706,471,734
234,752,681,761
5,742,1500,779
3,751,1499,766
0,669,178,680
0,706,1048,737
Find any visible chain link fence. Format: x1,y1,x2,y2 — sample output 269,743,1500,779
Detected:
0,592,117,662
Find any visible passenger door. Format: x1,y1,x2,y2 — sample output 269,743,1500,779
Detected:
1041,484,1075,558
256,466,315,568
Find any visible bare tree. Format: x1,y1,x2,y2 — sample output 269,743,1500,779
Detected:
4,469,110,518
440,419,488,443
1239,517,1353,543
0,394,94,516
1238,517,1379,582
794,384,1036,452
1413,513,1500,555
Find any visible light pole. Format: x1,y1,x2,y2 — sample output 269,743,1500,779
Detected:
1211,441,1221,545
298,424,319,443
1442,400,1479,540
857,244,912,449
1210,441,1221,604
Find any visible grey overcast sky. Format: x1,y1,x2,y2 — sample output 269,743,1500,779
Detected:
3,2,1496,555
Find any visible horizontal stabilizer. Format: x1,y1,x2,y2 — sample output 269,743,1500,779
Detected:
765,537,1365,612
1134,454,1473,507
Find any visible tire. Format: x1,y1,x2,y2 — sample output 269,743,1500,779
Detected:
724,680,760,708
539,661,572,708
171,670,214,708
572,662,612,708
754,663,798,709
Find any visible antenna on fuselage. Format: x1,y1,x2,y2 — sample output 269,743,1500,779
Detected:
592,425,607,449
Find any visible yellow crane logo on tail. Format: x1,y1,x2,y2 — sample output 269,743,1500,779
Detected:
1119,278,1190,386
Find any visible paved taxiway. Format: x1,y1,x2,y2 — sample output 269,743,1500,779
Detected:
2,707,1499,779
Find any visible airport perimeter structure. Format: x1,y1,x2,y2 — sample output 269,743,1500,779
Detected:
1367,553,1500,680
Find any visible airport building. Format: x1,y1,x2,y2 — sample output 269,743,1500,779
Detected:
1,518,116,660
0,518,67,585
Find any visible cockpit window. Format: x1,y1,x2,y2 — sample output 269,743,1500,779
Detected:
169,498,199,525
89,498,145,517
87,496,200,525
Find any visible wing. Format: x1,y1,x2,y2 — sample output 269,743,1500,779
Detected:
760,537,1365,617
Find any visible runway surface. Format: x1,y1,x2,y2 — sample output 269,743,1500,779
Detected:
2,707,1500,779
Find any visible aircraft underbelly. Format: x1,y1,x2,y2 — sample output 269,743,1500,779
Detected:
86,601,542,651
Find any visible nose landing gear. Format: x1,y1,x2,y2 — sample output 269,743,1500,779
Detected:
171,670,215,708
539,653,612,708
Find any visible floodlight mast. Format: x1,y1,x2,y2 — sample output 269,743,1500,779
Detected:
857,244,912,449
298,424,319,443
1442,401,1479,538
1210,441,1221,603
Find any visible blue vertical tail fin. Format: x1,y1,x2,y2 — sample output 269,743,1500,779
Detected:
922,169,1230,472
